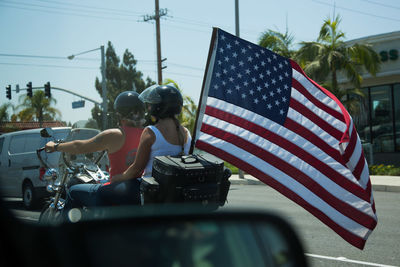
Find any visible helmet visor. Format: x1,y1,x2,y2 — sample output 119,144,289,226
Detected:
139,84,162,104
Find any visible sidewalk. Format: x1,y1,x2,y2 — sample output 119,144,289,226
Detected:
229,174,400,193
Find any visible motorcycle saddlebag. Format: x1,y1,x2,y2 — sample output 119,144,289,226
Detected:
146,153,230,205
152,153,224,186
140,177,162,204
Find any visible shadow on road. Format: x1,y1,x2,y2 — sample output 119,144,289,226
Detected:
1,198,43,211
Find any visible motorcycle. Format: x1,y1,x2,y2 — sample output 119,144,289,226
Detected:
37,121,232,224
37,121,109,224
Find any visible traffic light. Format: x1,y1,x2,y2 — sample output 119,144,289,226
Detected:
44,82,51,98
6,85,11,100
27,82,32,97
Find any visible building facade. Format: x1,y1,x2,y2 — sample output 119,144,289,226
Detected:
340,31,400,166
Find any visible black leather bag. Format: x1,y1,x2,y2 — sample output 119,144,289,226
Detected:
140,153,231,207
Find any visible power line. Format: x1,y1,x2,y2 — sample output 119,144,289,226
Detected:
359,0,400,10
163,71,203,78
0,53,98,61
168,62,203,71
34,0,146,16
2,0,143,18
0,2,141,22
0,62,97,69
0,53,204,72
312,0,400,22
0,53,65,60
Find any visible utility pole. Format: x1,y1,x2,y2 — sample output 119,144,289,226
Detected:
235,0,245,179
235,0,240,37
143,0,168,84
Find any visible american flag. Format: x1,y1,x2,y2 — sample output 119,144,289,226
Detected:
194,28,377,249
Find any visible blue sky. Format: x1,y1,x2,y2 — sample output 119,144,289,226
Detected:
1,0,399,124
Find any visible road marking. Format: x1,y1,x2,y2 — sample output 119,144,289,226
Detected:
305,253,398,267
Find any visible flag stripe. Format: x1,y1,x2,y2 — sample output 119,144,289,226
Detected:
342,125,358,163
200,121,376,228
353,157,366,182
290,87,347,134
291,60,351,143
286,108,342,155
196,139,372,249
291,78,345,123
196,134,375,234
205,98,368,193
284,118,343,164
289,98,344,140
291,64,344,116
205,105,370,202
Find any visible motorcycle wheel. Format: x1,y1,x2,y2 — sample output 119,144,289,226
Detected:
38,206,63,225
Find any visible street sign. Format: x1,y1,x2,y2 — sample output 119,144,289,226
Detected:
72,100,85,109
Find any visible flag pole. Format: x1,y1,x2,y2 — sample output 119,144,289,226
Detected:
189,27,218,154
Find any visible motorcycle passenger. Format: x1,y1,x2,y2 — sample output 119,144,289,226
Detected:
112,84,192,182
45,91,145,208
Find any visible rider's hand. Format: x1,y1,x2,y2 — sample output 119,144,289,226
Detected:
45,141,57,153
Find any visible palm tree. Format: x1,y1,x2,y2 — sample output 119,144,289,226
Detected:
295,15,380,114
17,90,61,126
258,29,296,58
0,103,13,122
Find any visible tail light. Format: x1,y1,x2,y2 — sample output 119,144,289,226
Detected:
39,167,46,181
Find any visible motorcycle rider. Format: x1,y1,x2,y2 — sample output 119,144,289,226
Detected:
112,84,192,182
45,91,145,208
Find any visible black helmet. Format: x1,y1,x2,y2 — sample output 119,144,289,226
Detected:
139,84,183,119
114,91,145,125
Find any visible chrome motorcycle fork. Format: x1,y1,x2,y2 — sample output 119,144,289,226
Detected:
49,171,69,214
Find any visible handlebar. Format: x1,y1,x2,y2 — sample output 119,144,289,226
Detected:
37,142,107,172
36,147,49,169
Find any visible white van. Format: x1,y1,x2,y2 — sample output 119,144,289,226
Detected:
0,127,71,209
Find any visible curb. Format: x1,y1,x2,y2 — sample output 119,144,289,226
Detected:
229,177,400,193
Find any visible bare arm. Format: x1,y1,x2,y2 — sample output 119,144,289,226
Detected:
45,129,122,154
112,127,155,183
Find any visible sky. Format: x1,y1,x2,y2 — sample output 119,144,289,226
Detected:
1,0,399,124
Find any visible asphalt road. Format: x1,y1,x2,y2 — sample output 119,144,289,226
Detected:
3,185,400,267
223,184,400,267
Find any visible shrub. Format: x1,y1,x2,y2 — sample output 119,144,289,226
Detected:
369,164,400,176
224,162,239,174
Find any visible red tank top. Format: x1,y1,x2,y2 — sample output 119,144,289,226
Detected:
108,126,143,181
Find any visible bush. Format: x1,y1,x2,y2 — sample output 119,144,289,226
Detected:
369,164,400,176
224,162,239,174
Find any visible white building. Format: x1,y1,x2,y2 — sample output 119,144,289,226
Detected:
340,31,400,166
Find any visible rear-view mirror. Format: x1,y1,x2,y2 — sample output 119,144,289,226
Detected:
58,206,309,267
40,128,54,138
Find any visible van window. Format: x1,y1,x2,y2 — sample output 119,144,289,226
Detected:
24,133,42,152
53,130,70,141
9,133,41,154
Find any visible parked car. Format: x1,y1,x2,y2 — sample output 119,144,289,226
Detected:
0,127,71,209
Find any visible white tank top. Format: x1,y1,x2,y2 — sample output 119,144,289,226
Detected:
143,125,192,177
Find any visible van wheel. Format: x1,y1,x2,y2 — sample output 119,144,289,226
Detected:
22,182,37,210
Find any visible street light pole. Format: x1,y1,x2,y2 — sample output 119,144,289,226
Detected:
68,46,107,129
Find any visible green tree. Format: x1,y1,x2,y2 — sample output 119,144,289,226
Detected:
162,79,198,135
295,15,380,114
17,90,61,127
258,28,296,58
0,103,13,122
93,41,155,128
